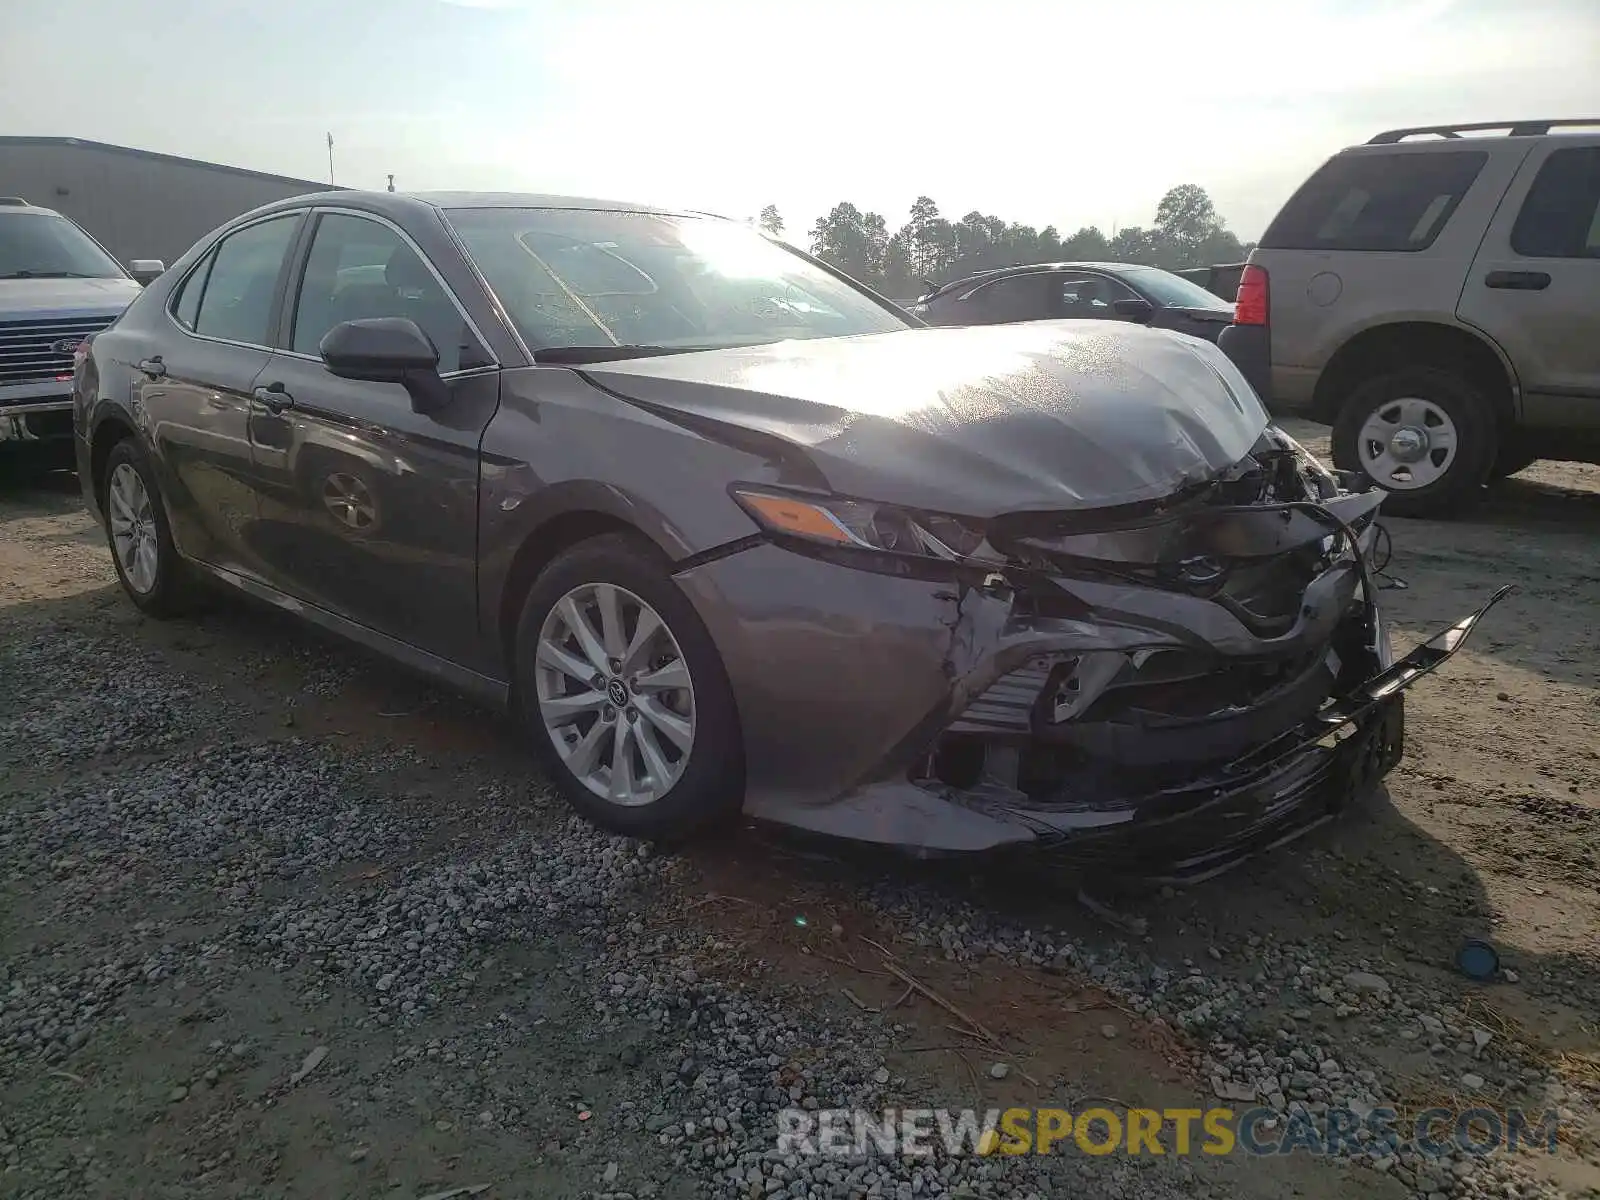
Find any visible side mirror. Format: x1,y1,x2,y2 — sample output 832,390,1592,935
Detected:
320,317,450,414
129,259,166,285
1112,298,1155,323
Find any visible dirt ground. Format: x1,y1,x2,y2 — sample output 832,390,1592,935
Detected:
2,421,1597,1199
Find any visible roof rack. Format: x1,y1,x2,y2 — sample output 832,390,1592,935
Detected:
0,196,31,206
1368,119,1600,144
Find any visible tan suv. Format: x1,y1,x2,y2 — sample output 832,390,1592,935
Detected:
1219,119,1600,516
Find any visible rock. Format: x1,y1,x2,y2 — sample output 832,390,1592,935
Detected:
168,1086,188,1103
988,1063,1009,1080
1460,1073,1486,1090
603,1162,619,1184
1100,1025,1119,1040
1343,971,1389,993
873,1067,891,1085
1212,1078,1256,1102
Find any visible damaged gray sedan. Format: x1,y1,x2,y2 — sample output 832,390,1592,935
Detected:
73,192,1506,881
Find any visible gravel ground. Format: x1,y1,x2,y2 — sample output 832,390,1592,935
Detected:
2,430,1597,1200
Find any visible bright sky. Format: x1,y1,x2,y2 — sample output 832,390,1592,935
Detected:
3,0,1596,243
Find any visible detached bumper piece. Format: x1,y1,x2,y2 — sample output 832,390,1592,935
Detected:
987,585,1512,883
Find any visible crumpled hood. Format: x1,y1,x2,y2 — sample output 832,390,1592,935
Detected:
581,321,1270,517
0,276,141,321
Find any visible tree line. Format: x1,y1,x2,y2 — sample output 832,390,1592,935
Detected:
754,185,1253,298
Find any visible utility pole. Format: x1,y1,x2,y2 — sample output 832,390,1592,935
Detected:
326,132,335,186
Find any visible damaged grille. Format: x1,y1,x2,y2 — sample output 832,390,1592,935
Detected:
948,648,1326,737
924,431,1375,803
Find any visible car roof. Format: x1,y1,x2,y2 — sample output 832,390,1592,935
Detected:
0,200,67,218
242,189,700,223
1363,118,1600,145
926,261,1155,300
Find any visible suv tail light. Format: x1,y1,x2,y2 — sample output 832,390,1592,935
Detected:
1233,264,1269,326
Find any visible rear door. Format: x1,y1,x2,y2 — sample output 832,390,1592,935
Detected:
961,271,1060,324
135,212,303,573
1456,139,1600,430
243,208,501,668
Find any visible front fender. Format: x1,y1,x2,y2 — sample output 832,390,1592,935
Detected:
476,366,781,652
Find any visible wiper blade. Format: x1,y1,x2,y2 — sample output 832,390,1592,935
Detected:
0,269,95,279
532,344,720,365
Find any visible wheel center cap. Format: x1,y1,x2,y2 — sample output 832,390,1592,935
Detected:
607,678,629,707
1389,426,1428,462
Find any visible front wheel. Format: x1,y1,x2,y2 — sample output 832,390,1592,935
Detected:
513,533,744,839
1331,367,1496,518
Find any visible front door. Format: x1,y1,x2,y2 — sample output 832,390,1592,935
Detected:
243,209,500,670
1056,272,1139,322
1457,139,1600,431
134,212,303,575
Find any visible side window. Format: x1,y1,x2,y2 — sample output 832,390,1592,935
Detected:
1057,273,1137,317
193,216,300,345
966,273,1054,322
1511,147,1600,259
1260,150,1488,252
170,253,213,331
290,213,484,374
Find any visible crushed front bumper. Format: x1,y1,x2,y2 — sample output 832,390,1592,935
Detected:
676,512,1510,878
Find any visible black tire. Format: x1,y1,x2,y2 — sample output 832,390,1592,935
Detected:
513,532,744,839
100,437,202,618
1331,367,1496,518
1489,444,1539,481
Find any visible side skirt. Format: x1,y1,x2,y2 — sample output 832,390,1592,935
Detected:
191,561,511,711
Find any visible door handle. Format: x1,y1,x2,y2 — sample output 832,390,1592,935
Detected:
1484,270,1551,291
137,356,166,379
252,383,295,414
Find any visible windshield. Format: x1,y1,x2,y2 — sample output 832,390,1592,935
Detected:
0,212,127,280
1121,266,1234,311
446,208,910,353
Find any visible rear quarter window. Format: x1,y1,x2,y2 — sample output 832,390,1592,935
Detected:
1510,146,1600,258
1260,150,1488,252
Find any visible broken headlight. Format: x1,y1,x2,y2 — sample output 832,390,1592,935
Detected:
731,487,999,563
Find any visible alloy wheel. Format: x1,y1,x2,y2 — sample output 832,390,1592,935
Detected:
107,462,159,594
534,582,696,806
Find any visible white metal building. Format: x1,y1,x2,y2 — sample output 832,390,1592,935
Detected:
0,136,331,266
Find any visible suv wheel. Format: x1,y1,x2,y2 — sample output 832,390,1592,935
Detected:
1332,367,1496,517
102,438,201,617
513,533,744,839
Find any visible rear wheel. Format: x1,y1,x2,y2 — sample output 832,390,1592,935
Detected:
513,533,743,839
1331,367,1496,517
101,437,201,617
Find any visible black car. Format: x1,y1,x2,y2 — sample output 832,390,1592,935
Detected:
1177,262,1247,303
912,261,1236,342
